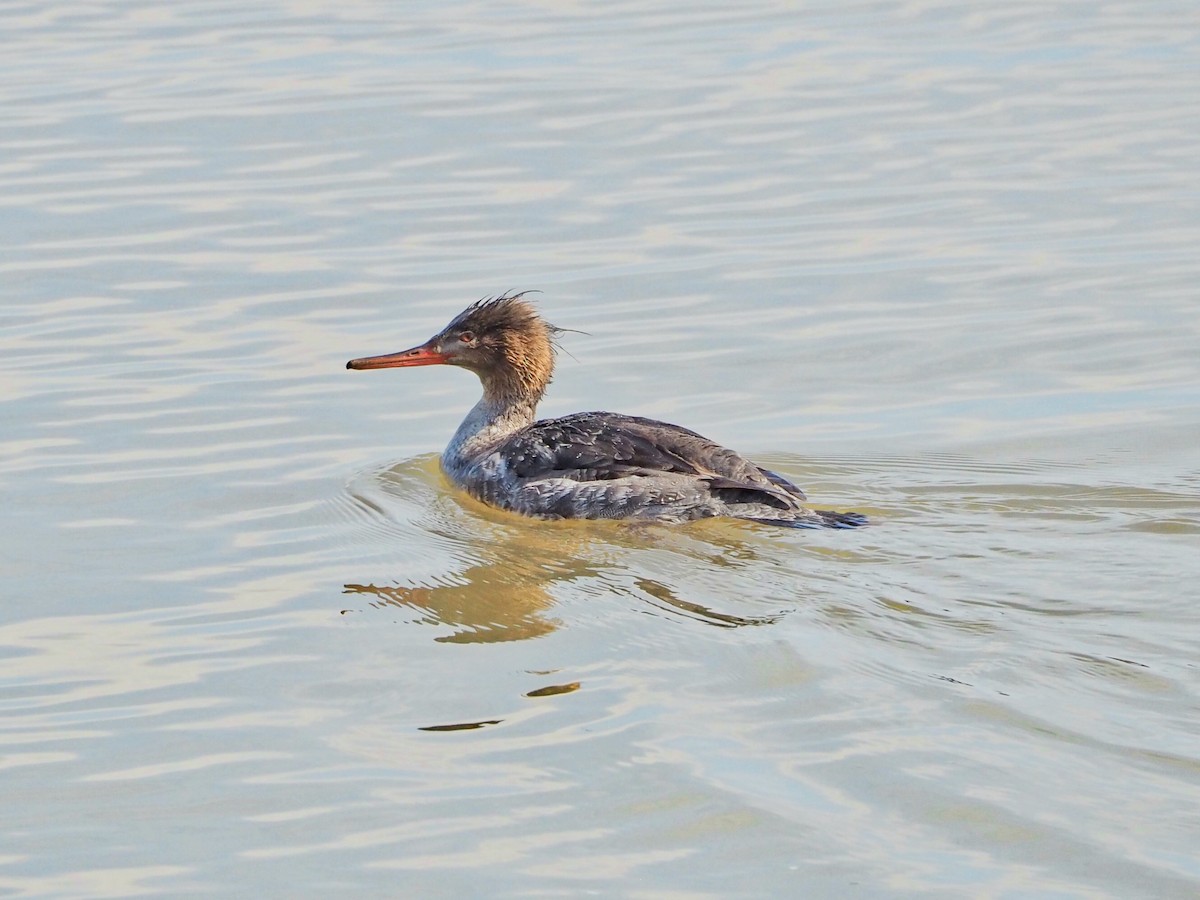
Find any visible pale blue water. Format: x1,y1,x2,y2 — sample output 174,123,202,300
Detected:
2,1,1199,896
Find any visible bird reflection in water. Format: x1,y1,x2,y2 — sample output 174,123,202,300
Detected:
344,569,562,644
342,458,785,644
633,577,782,628
345,570,778,644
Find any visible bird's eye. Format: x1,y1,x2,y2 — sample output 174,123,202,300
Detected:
458,331,475,344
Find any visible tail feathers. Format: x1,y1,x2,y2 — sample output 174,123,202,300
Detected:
746,510,868,530
816,509,868,529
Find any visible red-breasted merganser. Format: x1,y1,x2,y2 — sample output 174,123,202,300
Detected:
347,293,866,529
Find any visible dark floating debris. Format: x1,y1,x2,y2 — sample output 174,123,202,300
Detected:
418,719,503,732
525,681,581,698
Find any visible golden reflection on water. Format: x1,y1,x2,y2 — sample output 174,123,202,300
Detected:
344,576,559,644
342,456,795,642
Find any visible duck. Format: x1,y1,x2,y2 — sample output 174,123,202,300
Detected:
347,292,865,528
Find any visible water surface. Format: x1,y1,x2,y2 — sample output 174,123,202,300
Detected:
3,1,1199,896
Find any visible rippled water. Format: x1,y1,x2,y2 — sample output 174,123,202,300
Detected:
3,1,1199,895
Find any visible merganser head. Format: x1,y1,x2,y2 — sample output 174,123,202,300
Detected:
347,292,558,405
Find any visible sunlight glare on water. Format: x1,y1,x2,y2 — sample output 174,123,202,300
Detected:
2,0,1199,896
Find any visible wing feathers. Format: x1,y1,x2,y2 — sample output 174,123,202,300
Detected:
503,412,802,510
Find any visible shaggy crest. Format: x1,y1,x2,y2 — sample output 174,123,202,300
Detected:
446,290,544,333
443,291,560,405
